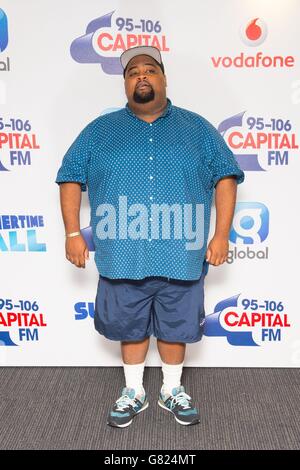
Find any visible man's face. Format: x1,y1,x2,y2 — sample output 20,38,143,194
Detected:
124,54,167,105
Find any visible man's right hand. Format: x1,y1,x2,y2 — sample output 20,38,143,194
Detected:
65,235,89,268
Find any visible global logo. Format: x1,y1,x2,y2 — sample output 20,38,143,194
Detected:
0,9,8,52
240,18,268,47
230,202,269,245
70,10,169,75
227,202,269,264
204,295,291,346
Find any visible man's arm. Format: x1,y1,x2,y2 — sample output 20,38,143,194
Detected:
206,176,237,266
59,182,89,268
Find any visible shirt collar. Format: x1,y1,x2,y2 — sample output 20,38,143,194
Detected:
125,97,173,121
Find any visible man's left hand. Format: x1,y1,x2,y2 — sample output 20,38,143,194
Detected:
206,235,229,266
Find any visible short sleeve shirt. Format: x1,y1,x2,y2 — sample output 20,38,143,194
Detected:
55,97,245,280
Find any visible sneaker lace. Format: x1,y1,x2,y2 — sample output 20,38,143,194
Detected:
115,394,136,411
170,391,192,410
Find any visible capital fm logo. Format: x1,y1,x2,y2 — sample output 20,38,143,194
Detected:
70,10,169,75
0,298,47,347
227,202,269,264
211,17,295,69
0,117,41,172
218,111,298,172
204,294,291,347
0,8,10,72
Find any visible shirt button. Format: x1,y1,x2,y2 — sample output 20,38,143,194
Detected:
149,156,153,160
149,217,152,221
149,123,152,126
149,196,153,200
148,238,152,242
149,138,153,142
150,175,154,180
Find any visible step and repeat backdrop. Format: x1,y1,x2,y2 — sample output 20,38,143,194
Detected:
0,0,299,366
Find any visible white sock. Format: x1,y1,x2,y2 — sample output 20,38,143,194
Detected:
161,360,184,396
122,360,146,396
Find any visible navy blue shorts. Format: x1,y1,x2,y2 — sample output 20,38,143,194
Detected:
94,261,209,344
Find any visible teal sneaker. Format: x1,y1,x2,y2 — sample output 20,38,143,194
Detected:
158,385,200,425
107,387,149,428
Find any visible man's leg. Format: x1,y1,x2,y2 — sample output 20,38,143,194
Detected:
121,337,150,364
156,339,200,426
156,339,186,364
120,338,150,395
156,339,185,394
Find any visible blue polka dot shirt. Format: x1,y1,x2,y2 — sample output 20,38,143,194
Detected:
55,97,245,280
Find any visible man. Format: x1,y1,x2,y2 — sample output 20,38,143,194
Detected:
55,45,245,428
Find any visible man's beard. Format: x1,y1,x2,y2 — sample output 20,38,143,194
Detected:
133,86,155,104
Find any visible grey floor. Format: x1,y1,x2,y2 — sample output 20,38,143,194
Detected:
0,367,299,450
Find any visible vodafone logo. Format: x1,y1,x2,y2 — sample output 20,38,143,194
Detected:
240,18,268,46
211,17,295,69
